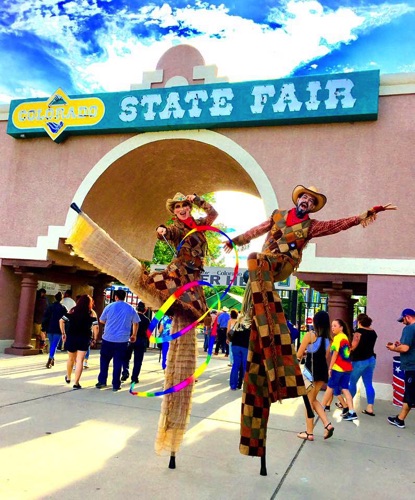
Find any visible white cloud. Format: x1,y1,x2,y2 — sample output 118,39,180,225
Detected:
1,0,414,101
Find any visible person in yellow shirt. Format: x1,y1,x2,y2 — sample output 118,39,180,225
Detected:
322,319,358,421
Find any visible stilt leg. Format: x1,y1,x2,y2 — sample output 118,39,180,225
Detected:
169,452,176,469
260,453,267,476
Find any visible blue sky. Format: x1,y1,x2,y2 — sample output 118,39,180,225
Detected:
1,0,414,104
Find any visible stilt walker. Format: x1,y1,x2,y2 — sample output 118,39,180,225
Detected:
67,193,218,468
224,185,396,475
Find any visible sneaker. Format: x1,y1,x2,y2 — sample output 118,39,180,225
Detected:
121,374,129,382
112,387,121,392
341,407,349,416
73,384,82,390
83,361,89,369
131,379,139,384
343,411,358,421
387,415,405,428
324,405,331,412
95,383,107,389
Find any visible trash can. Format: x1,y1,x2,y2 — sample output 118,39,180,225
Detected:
392,356,405,407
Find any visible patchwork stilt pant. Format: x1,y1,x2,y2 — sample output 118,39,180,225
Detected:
240,252,306,457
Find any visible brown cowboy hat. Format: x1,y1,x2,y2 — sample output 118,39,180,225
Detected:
166,192,192,214
292,185,327,213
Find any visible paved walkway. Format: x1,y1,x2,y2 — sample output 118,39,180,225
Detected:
0,341,414,500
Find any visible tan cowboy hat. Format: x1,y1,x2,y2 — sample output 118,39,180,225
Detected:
166,192,192,214
292,185,327,213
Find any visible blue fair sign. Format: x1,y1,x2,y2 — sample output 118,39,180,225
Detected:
7,70,379,142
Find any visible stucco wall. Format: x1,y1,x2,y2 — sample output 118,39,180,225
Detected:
0,92,413,267
0,127,136,247
367,274,415,384
220,92,413,261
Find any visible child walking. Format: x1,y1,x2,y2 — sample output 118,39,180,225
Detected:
322,319,358,421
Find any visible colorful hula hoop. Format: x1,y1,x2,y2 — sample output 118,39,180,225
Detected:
129,225,238,398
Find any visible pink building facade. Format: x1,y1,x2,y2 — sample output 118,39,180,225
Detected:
0,45,414,399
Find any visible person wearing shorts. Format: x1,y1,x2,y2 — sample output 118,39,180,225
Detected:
322,319,358,421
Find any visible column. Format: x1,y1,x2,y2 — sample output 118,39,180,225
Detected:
92,282,109,319
323,288,353,325
5,274,40,356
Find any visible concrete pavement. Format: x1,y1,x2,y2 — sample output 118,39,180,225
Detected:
0,339,414,500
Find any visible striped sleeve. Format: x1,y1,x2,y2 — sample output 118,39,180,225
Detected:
309,215,360,239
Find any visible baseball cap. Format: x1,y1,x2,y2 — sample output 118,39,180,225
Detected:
397,308,415,322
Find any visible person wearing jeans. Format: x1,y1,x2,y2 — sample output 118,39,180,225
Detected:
99,339,131,390
122,302,151,383
96,290,139,391
42,291,67,369
229,316,250,390
214,308,230,356
349,313,378,416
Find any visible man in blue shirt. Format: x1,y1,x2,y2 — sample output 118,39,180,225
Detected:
387,308,415,428
214,307,231,356
96,289,140,391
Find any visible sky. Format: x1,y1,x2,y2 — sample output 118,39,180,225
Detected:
1,0,415,105
1,0,413,266
212,191,266,267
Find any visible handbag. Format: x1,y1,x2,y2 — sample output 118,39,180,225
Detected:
301,365,314,391
302,365,313,382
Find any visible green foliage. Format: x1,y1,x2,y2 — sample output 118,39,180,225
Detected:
230,286,245,296
296,278,309,290
152,240,175,265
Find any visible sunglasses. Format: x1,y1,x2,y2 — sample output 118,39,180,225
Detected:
174,203,190,209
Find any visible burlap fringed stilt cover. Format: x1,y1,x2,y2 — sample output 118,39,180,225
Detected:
66,212,163,309
67,211,201,455
240,252,306,457
155,312,197,454
66,212,207,317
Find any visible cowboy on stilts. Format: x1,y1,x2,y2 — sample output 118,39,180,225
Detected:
224,185,396,475
67,192,218,469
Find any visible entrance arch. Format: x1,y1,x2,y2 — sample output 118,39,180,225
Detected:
66,129,277,260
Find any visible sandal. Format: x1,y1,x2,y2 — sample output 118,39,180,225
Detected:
297,431,314,441
324,423,334,440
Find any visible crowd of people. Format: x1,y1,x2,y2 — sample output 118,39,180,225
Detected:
32,185,413,457
33,287,415,442
295,311,377,440
295,307,415,438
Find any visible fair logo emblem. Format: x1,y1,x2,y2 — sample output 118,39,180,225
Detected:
12,88,105,141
